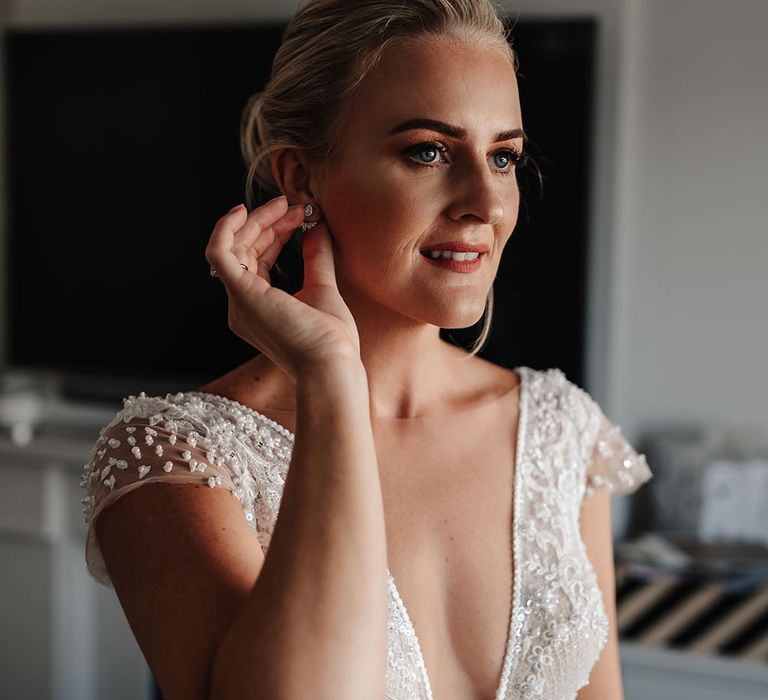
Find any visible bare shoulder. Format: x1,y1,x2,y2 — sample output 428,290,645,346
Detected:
195,354,295,411
442,343,521,401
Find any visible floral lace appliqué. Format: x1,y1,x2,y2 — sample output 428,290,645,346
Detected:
81,371,652,700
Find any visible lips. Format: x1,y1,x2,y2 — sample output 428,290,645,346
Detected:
420,241,490,254
421,254,483,272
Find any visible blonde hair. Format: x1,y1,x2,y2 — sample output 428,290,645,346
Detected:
240,0,520,357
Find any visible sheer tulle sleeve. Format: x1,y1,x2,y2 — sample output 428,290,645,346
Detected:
583,409,653,500
79,393,258,587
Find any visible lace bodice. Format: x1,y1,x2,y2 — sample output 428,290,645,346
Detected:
80,366,652,699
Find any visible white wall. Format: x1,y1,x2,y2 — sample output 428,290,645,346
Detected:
516,0,768,448
612,0,768,444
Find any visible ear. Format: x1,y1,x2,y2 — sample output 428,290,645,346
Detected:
271,146,318,206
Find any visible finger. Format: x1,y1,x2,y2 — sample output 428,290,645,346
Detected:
301,222,338,290
234,204,304,264
206,203,252,279
231,195,292,249
209,196,290,280
249,205,305,271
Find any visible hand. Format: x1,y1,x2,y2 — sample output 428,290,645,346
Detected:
205,196,362,381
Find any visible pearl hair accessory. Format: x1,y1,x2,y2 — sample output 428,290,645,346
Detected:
209,200,318,278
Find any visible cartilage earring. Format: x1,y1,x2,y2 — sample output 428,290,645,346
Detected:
299,202,319,233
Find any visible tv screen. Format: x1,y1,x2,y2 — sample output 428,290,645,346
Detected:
3,20,595,402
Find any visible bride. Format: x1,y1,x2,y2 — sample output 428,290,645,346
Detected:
80,1,652,698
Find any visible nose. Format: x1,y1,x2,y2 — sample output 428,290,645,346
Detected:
445,156,506,226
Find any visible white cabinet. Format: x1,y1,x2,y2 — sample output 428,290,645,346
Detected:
0,429,151,700
621,641,768,700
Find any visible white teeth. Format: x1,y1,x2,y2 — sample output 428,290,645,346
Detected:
427,250,481,261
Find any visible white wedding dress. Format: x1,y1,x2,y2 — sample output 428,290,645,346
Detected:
81,366,652,699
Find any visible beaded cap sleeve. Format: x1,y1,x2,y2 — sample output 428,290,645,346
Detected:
568,384,653,500
79,391,292,588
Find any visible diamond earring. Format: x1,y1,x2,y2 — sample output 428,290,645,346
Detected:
299,202,318,233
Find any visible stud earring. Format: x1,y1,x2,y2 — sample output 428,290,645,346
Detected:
299,202,319,233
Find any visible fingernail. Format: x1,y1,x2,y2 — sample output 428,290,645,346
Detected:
229,203,245,213
269,195,288,204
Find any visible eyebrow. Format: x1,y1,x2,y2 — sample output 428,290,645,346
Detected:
387,118,525,142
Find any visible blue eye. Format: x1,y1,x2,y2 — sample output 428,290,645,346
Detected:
411,143,446,164
405,141,524,176
491,149,525,171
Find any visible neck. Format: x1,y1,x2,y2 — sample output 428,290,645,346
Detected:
240,287,493,420
338,281,480,420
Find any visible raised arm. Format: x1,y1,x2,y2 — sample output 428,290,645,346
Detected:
93,361,387,700
209,361,386,698
92,198,388,699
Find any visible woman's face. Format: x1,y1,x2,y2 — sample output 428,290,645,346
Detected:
314,35,524,329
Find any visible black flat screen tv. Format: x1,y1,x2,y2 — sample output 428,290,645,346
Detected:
3,19,595,403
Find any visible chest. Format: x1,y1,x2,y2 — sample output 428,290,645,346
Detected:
373,400,520,699
244,369,610,698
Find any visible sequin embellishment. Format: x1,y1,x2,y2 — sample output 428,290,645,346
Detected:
79,372,651,700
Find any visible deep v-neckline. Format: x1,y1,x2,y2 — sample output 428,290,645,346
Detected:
188,364,528,700
384,367,527,700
